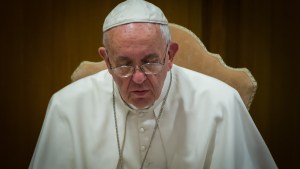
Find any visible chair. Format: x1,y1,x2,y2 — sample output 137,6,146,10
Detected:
71,23,257,110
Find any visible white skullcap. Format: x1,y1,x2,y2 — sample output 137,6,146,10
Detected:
103,0,168,32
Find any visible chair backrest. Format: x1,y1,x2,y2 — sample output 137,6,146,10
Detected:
71,23,257,110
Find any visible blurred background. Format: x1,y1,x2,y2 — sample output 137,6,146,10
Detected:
1,0,299,168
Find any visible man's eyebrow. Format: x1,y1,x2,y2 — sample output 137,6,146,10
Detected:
114,56,132,63
141,53,160,62
112,53,160,65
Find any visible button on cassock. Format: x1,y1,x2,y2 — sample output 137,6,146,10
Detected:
139,127,145,133
140,145,146,151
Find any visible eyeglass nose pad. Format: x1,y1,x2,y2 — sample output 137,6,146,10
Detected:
134,65,145,73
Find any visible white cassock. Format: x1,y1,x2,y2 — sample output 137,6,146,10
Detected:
29,65,277,169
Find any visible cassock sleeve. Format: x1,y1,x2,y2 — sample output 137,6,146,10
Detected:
209,91,277,169
29,95,76,169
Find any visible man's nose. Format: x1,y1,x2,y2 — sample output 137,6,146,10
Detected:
132,66,146,84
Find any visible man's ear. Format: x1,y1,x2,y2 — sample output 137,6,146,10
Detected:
98,47,111,70
167,42,179,69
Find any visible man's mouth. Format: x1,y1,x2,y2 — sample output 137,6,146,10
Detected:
132,90,149,96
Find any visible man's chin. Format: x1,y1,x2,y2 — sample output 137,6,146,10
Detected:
130,98,154,110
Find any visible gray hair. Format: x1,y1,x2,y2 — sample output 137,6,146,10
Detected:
103,24,171,49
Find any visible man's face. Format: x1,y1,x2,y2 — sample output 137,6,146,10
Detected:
100,23,177,109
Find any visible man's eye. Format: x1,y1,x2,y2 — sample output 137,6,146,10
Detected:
116,62,132,67
144,60,159,64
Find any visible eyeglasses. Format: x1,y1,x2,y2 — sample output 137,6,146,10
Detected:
108,44,169,78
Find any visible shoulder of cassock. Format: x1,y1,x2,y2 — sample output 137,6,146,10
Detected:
49,65,246,119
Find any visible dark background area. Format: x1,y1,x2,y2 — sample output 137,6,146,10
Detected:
1,0,299,168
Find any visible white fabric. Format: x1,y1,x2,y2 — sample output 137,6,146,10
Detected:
103,0,168,32
29,65,277,169
113,71,172,168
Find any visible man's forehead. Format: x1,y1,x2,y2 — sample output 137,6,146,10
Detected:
107,23,164,48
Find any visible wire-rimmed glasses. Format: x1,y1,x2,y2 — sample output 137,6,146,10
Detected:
108,44,169,78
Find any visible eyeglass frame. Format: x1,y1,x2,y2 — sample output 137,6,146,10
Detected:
106,43,170,78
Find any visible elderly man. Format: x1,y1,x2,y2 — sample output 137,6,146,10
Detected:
30,0,277,169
